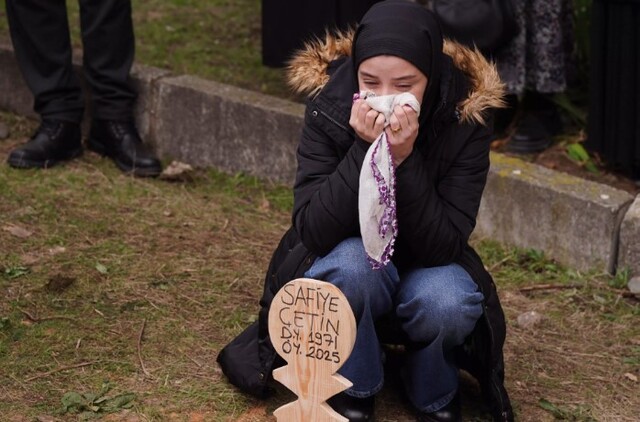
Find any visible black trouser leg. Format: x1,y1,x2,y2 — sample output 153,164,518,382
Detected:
79,0,137,121
5,0,84,123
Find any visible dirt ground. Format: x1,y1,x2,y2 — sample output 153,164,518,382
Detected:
1,116,638,422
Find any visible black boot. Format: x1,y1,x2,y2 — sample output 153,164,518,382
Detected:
417,392,461,422
88,120,162,177
7,120,82,169
506,113,554,153
507,92,563,154
327,392,375,422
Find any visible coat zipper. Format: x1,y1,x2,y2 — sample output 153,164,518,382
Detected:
319,109,349,132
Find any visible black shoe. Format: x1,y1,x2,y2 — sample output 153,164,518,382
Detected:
327,392,375,422
506,93,563,154
88,119,162,177
506,112,554,154
417,392,461,422
7,120,82,169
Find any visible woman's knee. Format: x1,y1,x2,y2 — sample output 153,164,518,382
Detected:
396,265,484,344
306,238,398,315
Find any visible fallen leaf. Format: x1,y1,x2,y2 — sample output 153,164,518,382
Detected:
259,197,270,211
35,415,59,422
516,310,543,329
628,276,640,295
48,246,66,255
624,372,638,382
3,224,33,238
159,161,194,182
96,263,108,275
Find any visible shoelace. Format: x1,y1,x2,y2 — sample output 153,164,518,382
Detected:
108,120,140,141
36,120,63,138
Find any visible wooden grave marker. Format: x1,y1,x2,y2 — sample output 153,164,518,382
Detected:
268,278,357,422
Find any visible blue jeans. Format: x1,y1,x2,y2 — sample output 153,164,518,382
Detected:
304,238,484,412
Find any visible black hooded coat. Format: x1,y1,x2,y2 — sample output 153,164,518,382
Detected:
218,3,513,420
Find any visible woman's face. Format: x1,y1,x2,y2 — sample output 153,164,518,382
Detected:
357,55,428,102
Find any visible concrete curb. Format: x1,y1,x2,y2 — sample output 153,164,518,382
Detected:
476,154,634,273
619,196,640,274
1,44,637,275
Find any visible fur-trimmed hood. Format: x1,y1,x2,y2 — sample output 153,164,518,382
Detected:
287,30,506,125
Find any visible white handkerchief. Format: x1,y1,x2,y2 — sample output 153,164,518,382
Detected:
358,92,420,269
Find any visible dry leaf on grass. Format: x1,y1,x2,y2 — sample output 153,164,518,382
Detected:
35,415,60,422
48,246,66,255
159,161,194,182
3,224,33,238
259,197,270,211
516,310,544,329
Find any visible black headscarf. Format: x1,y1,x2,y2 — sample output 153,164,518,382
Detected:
352,0,444,130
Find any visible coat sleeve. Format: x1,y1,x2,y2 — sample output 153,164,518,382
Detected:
394,122,492,267
292,110,368,257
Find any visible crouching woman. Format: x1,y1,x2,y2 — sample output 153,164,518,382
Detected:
218,1,513,421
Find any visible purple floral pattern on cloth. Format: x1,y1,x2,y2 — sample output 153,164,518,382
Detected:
357,91,420,269
367,134,397,269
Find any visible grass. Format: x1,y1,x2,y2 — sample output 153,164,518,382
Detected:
0,113,290,421
0,114,638,421
0,0,291,99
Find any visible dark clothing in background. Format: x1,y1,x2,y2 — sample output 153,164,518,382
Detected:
586,0,640,180
261,0,380,67
494,0,574,95
5,0,137,123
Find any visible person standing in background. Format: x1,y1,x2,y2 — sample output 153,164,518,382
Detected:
261,0,380,68
585,0,640,182
492,0,575,154
4,0,162,177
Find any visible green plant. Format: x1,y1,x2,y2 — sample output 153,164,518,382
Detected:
3,266,29,279
60,381,135,419
539,398,596,421
553,93,587,127
609,267,630,289
0,316,10,330
565,142,599,174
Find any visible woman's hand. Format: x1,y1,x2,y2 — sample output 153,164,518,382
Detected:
350,99,420,166
386,104,419,166
349,99,386,143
